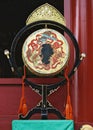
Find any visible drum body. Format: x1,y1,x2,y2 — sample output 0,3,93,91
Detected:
22,28,70,76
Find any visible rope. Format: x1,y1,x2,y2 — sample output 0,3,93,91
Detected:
18,65,28,116
64,66,73,120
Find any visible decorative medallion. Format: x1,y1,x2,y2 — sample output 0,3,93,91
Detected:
26,3,66,26
22,28,69,76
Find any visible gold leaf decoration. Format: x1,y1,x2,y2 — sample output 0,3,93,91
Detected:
26,3,66,26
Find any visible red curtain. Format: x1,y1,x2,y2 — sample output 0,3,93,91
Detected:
64,0,93,123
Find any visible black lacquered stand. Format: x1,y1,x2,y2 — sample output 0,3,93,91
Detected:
19,85,65,120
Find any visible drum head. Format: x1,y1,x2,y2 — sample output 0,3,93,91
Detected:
22,28,69,76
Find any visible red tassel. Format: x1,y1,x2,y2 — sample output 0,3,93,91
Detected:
22,103,28,116
65,95,73,119
18,97,28,116
64,66,73,120
18,97,24,114
18,65,28,116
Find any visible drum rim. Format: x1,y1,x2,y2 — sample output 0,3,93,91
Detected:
11,20,80,90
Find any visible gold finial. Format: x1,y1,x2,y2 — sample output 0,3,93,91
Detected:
26,3,66,26
80,53,86,60
80,124,93,130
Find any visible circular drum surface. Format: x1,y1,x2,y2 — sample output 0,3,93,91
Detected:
22,28,69,76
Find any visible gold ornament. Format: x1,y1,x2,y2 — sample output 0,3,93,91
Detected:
80,125,93,130
26,3,66,26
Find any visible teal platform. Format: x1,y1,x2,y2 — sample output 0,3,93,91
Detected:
12,120,74,130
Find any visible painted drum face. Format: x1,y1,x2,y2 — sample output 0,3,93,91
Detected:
22,28,70,76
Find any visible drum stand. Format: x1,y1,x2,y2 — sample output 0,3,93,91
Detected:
9,18,86,120
19,85,65,120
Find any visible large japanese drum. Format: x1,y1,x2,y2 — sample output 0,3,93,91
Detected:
22,28,69,76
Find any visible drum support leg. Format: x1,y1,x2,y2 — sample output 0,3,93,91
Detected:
19,85,65,120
